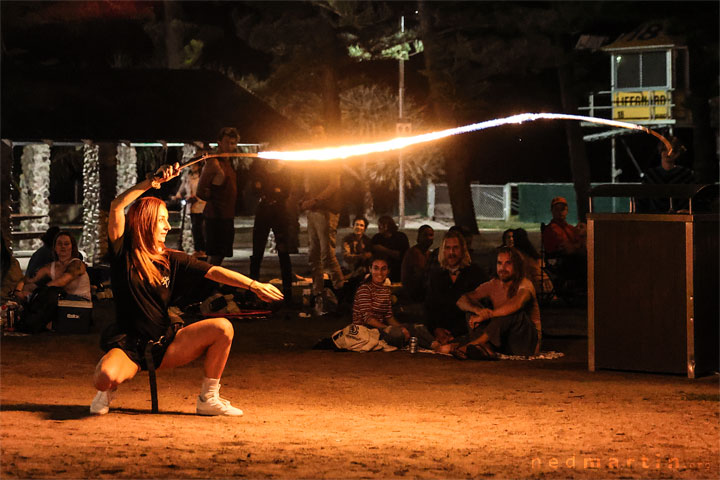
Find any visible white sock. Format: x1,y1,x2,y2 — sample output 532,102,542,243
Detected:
201,377,220,401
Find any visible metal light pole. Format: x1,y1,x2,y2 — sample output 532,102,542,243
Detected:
398,15,405,228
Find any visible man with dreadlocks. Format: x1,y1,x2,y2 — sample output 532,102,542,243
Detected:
449,247,541,359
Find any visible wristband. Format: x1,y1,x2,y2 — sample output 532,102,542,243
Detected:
249,280,257,290
145,172,162,189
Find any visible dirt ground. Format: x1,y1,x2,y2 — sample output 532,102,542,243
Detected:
2,304,718,479
2,227,718,479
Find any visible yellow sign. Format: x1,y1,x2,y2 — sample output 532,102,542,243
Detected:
613,90,670,121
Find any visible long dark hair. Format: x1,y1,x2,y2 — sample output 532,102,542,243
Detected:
495,246,526,298
52,231,81,260
125,197,170,286
512,228,539,260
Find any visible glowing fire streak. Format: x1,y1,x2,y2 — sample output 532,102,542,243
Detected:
173,113,672,174
256,113,673,162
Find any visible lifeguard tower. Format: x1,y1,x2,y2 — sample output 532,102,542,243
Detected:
579,22,691,183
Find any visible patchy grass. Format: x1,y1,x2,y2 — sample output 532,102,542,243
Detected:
476,215,541,232
681,392,720,402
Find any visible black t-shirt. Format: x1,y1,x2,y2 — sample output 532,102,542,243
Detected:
424,263,487,337
250,161,292,205
110,237,211,341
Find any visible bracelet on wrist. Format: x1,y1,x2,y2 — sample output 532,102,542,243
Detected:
145,173,161,190
249,280,257,290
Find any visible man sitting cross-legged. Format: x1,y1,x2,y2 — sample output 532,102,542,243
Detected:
424,230,486,348
444,247,541,359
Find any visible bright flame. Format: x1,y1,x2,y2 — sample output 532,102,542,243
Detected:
257,113,670,162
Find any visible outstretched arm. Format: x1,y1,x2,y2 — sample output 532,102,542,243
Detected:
108,164,180,249
205,266,283,303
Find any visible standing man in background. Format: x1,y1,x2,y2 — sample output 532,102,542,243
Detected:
249,158,294,307
300,124,345,315
197,127,239,266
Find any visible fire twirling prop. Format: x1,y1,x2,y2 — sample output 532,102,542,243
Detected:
160,113,673,174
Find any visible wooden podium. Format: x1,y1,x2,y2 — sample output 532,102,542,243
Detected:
587,184,719,377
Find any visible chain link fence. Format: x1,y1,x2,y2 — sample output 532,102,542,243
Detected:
428,183,512,220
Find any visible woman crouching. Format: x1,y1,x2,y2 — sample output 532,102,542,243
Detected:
90,163,282,416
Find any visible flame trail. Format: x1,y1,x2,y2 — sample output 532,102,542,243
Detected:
172,113,672,174
256,113,673,162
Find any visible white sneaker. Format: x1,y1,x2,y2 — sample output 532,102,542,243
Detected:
196,394,244,416
90,389,115,415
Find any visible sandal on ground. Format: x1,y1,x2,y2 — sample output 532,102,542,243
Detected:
451,346,468,360
465,343,499,361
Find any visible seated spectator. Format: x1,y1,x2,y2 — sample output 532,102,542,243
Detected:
501,228,514,248
342,215,373,279
424,230,487,347
512,228,552,296
1,234,24,302
542,197,584,257
541,197,586,287
353,256,435,349
25,226,60,279
16,231,91,302
371,216,409,283
449,247,541,358
400,224,434,303
426,225,477,272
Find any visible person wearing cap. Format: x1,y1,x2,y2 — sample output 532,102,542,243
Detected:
542,196,586,289
542,197,584,257
197,127,239,266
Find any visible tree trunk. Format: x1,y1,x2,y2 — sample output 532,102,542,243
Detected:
444,146,478,231
557,53,592,223
163,0,183,69
321,63,342,138
418,0,477,232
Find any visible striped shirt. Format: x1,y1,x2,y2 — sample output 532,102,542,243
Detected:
352,281,393,326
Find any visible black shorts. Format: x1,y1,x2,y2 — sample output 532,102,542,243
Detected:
100,323,182,371
204,218,235,257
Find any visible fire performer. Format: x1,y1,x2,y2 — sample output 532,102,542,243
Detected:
90,164,283,416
